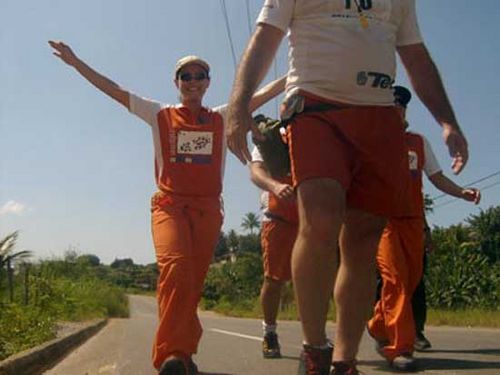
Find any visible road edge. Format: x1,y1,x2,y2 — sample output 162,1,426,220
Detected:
0,319,107,375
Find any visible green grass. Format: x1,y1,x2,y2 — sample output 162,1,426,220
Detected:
0,276,129,360
0,304,56,360
427,308,500,328
203,299,500,328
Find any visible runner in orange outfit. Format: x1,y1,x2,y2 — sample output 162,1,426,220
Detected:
250,145,298,358
367,86,481,371
49,40,285,375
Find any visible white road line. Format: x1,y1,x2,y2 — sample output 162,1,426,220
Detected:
210,328,262,342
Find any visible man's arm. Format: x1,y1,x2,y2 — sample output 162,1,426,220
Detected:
250,161,294,200
227,24,285,164
49,41,130,108
428,171,481,204
248,75,286,113
398,43,468,174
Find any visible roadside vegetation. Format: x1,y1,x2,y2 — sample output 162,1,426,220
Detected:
1,206,498,360
0,235,157,360
202,207,500,327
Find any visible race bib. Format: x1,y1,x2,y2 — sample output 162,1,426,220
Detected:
408,150,418,171
177,131,213,155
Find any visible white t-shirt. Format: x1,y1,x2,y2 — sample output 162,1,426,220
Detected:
129,93,227,128
421,134,442,177
250,146,269,220
257,0,422,105
251,145,264,163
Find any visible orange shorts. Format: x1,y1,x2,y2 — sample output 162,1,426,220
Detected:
261,220,298,282
287,96,410,217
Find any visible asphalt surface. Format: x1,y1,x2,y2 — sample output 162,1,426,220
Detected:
46,295,500,375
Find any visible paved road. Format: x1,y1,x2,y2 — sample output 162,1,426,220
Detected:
46,295,500,375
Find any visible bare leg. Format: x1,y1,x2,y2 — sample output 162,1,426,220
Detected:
292,178,344,346
334,209,386,361
261,277,285,325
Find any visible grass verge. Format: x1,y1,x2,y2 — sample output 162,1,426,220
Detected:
203,299,500,328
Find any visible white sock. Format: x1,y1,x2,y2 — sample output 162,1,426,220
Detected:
263,321,277,335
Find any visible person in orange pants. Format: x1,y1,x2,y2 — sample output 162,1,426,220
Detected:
49,40,285,374
367,86,481,371
249,144,298,358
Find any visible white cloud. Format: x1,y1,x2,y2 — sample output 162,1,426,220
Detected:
0,201,27,216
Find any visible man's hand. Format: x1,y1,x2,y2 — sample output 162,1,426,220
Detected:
271,183,295,200
49,41,79,67
226,105,262,164
461,188,481,204
442,124,468,174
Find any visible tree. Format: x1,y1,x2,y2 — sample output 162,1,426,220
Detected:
241,212,260,235
238,234,261,254
214,232,230,260
0,232,32,302
227,229,240,254
77,254,101,267
466,206,500,263
111,258,135,269
0,232,32,269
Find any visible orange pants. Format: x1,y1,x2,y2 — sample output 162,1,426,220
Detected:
150,192,223,369
368,217,424,360
261,219,298,282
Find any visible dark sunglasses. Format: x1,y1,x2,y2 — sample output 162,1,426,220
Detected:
178,72,209,82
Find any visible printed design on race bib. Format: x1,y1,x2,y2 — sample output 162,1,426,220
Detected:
330,0,392,22
408,150,418,170
408,150,420,178
177,131,213,155
170,130,214,164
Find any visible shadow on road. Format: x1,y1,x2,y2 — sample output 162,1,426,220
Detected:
426,348,500,356
361,357,500,372
418,357,500,371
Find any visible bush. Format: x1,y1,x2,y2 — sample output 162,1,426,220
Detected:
203,252,263,308
427,243,499,309
0,304,56,360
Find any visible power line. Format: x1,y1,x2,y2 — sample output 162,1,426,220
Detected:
433,179,500,209
273,58,279,118
245,0,252,36
220,0,238,70
432,169,500,200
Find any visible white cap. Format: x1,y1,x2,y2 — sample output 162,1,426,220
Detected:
174,55,210,78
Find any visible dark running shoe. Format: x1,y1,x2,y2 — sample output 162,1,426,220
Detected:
297,342,333,375
263,331,282,358
391,353,418,372
374,338,390,359
414,332,432,352
159,356,198,375
331,360,360,375
366,324,389,359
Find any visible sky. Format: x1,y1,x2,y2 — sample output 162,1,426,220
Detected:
1,1,499,265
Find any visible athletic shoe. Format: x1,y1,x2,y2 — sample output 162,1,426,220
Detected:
366,324,389,359
374,338,389,359
414,332,432,352
391,353,418,372
262,332,282,358
159,356,198,375
297,343,333,375
331,360,360,375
